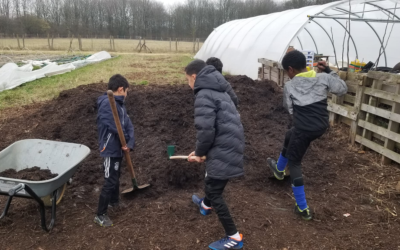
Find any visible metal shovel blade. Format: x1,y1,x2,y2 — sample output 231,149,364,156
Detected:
121,184,151,194
121,178,151,194
167,145,175,159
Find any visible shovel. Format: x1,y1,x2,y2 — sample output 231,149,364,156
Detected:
167,145,206,161
107,90,150,194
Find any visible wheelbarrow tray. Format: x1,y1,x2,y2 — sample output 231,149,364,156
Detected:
0,139,90,198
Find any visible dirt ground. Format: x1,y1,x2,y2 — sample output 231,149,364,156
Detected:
0,167,58,181
0,75,400,250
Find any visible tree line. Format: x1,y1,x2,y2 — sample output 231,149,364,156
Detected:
0,0,336,40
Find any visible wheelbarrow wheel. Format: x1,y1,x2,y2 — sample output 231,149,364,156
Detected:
41,183,67,207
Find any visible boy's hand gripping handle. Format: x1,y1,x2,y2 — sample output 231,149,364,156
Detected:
107,90,136,179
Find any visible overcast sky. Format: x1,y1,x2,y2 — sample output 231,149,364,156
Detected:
162,0,186,6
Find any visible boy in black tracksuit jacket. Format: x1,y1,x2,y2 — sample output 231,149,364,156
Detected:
94,74,135,227
267,50,347,220
185,59,245,250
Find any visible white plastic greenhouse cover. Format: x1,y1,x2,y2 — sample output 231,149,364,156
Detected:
195,0,400,79
0,51,111,92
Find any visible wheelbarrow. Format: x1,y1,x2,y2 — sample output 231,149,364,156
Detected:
0,139,90,232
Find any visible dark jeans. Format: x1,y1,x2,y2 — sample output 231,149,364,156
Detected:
97,157,122,215
281,127,325,186
203,177,237,236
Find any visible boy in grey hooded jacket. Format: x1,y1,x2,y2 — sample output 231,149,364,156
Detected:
267,50,347,220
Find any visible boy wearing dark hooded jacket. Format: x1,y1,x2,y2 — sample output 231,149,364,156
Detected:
206,57,239,108
94,74,135,227
185,59,245,250
267,50,347,220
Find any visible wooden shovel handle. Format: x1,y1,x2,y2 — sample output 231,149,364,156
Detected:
170,155,207,160
107,90,135,179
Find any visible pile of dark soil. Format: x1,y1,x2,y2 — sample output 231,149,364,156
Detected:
0,75,399,250
0,167,58,181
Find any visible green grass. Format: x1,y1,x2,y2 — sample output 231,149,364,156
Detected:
0,53,193,110
136,80,149,85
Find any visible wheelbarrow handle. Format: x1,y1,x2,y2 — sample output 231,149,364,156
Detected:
8,183,25,196
107,90,136,179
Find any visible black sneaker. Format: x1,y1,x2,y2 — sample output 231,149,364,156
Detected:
294,204,312,221
94,214,113,227
267,158,285,180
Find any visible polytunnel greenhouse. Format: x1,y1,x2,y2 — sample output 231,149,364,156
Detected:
195,0,400,79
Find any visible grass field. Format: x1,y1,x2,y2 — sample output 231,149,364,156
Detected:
0,38,203,53
0,53,193,110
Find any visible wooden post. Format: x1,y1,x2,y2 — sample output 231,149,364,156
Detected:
382,84,400,164
269,66,272,82
350,77,366,145
68,35,74,53
16,34,21,49
47,33,51,49
78,35,83,51
360,79,382,150
139,38,144,52
277,68,281,87
112,36,115,51
329,72,347,126
135,37,142,51
197,38,200,51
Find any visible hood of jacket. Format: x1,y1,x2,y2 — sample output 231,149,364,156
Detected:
97,93,125,106
291,70,319,95
194,65,229,95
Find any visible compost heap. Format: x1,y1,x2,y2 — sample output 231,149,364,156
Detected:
0,167,57,181
1,75,397,250
1,75,287,196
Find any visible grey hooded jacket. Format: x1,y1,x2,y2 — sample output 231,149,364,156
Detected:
194,65,245,180
284,71,348,132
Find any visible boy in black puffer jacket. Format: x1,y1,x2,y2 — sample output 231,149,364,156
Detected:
185,59,245,250
206,57,239,108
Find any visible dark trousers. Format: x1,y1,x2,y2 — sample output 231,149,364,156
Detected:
281,127,325,186
203,177,237,236
97,157,122,215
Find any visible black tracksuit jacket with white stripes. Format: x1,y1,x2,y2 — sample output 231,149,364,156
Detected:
97,94,135,158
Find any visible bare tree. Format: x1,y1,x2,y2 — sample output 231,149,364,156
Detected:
0,0,332,40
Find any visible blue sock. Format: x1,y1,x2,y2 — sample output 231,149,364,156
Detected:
276,153,288,171
292,185,308,210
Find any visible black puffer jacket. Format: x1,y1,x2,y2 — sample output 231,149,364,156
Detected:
194,66,245,180
226,82,239,108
